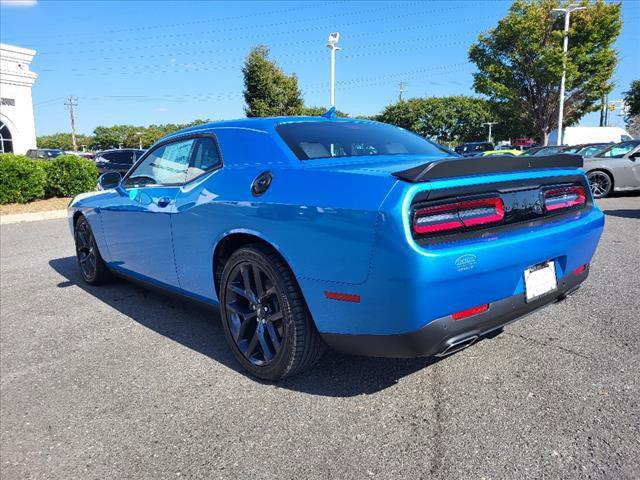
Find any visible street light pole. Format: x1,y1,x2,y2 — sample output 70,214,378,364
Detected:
552,4,585,146
482,122,498,144
326,32,341,108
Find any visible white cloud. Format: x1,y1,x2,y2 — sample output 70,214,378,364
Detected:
0,0,38,7
154,107,169,112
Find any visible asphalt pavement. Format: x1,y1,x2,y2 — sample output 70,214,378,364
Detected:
1,194,639,479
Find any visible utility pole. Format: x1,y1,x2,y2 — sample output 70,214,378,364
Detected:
552,4,585,146
398,81,406,102
482,122,498,144
64,96,78,151
326,32,341,108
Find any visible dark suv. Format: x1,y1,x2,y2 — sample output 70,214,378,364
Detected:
454,142,494,157
94,149,145,175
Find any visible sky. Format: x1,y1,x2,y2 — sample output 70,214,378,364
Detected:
1,0,638,136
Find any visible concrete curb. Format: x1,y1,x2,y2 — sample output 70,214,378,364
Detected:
0,210,68,225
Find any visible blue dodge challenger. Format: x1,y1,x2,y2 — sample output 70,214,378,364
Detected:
69,115,604,380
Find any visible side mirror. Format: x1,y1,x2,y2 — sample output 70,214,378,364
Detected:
97,172,122,190
630,151,640,161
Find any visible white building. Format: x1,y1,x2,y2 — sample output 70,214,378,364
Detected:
0,43,38,154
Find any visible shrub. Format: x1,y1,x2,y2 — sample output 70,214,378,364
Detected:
43,154,98,198
0,154,47,204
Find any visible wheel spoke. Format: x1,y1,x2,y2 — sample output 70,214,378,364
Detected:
230,284,251,301
268,311,283,322
261,285,276,301
227,301,257,340
266,322,281,350
240,264,256,303
244,330,260,358
252,265,264,297
257,324,273,361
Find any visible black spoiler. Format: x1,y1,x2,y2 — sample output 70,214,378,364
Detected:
392,154,583,183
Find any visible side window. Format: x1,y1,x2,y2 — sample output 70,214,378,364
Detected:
99,152,115,163
186,137,222,182
124,139,196,187
111,151,134,165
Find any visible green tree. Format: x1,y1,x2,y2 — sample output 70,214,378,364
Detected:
623,80,640,117
91,125,141,150
37,133,93,151
622,80,640,137
300,106,349,117
377,96,497,145
242,45,304,117
469,0,622,144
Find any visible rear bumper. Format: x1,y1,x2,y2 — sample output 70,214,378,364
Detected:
321,266,588,358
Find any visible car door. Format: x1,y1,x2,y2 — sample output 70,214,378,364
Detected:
171,135,224,300
626,146,640,186
99,137,198,287
598,141,640,188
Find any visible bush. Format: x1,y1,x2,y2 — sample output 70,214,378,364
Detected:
43,154,98,198
0,154,47,204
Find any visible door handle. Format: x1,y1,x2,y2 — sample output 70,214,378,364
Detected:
156,197,171,208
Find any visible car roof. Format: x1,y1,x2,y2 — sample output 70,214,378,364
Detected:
164,116,379,140
98,148,144,153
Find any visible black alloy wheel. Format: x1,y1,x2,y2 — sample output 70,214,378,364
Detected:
74,216,111,285
219,245,324,380
587,170,612,198
225,261,285,366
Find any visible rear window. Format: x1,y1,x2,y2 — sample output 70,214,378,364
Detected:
276,121,449,160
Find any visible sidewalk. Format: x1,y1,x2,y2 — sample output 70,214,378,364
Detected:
1,209,68,225
0,197,70,225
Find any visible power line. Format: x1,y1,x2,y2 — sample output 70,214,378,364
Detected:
36,1,479,56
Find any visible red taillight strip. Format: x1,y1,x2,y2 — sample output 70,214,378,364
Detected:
324,291,361,303
573,264,587,275
543,186,586,212
413,197,504,235
451,304,489,320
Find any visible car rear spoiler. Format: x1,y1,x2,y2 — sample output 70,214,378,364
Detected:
392,154,583,183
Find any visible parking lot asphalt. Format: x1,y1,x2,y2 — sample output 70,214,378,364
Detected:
1,194,639,480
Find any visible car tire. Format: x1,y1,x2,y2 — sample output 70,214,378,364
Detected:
219,244,325,381
74,216,112,285
587,170,613,198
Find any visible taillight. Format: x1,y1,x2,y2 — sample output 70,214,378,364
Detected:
451,304,489,320
573,264,587,275
543,186,586,212
413,197,504,235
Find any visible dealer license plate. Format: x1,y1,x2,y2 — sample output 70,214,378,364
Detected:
524,261,557,302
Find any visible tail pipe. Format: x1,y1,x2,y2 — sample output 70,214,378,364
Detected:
435,335,478,357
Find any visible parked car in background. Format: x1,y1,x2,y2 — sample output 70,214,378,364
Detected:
549,126,633,146
583,140,640,198
522,143,612,158
68,116,603,380
94,148,145,175
572,143,610,158
521,145,564,157
454,142,494,157
66,151,96,160
482,149,522,156
25,148,65,159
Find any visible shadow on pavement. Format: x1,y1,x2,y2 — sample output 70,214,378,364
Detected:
49,256,441,397
601,209,640,220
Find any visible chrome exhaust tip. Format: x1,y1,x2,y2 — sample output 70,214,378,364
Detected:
435,335,479,357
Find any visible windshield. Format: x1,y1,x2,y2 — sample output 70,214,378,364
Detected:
596,141,639,158
578,145,608,157
276,122,450,160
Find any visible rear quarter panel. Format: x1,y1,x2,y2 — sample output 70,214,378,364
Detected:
171,127,398,302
